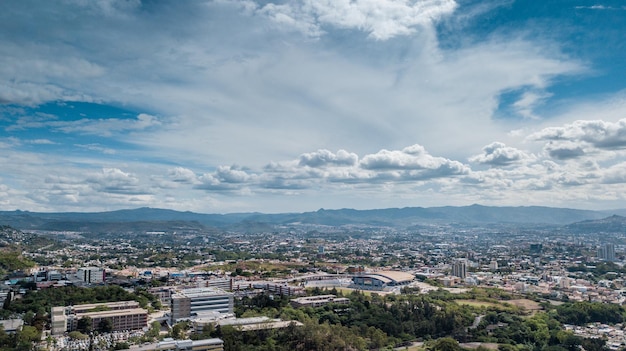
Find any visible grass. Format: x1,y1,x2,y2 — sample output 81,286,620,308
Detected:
455,298,542,315
455,299,505,309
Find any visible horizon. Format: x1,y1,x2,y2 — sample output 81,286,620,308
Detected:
3,203,624,216
2,1,626,213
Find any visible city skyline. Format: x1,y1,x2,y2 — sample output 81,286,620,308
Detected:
2,0,626,213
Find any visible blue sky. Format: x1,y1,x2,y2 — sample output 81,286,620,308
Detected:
2,0,626,213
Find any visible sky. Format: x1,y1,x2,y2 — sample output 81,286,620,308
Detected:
1,0,626,214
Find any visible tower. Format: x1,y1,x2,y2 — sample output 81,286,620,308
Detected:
451,260,467,279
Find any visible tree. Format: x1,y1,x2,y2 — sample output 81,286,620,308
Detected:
98,318,113,333
145,321,161,339
432,337,461,351
77,316,93,333
16,325,40,350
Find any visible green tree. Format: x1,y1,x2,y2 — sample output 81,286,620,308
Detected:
432,337,461,351
77,316,93,333
98,318,113,333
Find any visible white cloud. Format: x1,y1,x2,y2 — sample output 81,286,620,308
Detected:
600,162,626,184
75,144,116,155
469,142,533,166
298,149,358,167
529,118,626,152
7,112,160,137
360,144,468,175
258,0,458,40
543,141,586,160
86,168,145,195
168,167,198,184
197,166,256,191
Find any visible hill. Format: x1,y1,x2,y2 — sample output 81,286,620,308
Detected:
563,215,626,234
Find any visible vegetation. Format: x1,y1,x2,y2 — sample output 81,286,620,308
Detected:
554,301,626,325
0,251,35,275
211,289,613,351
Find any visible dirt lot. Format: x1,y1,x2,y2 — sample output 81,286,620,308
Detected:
505,299,541,311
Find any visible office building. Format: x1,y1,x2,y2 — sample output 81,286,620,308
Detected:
170,288,233,324
77,267,105,284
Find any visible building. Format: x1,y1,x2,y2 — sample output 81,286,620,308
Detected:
170,288,234,324
47,270,64,281
149,287,173,308
351,271,415,291
598,243,616,262
194,316,303,334
231,281,305,296
451,260,467,279
290,295,349,308
125,338,224,351
202,278,232,291
77,267,105,284
0,284,10,306
0,319,23,334
51,301,148,335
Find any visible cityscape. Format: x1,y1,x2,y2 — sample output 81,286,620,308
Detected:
3,0,626,350
1,206,626,350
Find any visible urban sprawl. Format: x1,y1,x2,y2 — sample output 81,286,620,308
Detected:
1,221,625,351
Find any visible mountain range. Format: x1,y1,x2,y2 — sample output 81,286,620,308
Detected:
0,204,625,234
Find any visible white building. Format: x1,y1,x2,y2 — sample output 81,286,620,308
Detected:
77,267,105,284
598,243,616,262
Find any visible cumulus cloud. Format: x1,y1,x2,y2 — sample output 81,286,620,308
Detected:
86,168,145,195
298,149,358,167
361,144,468,175
543,141,586,160
206,144,470,190
258,0,458,40
600,162,626,184
529,118,626,151
196,165,256,191
469,142,533,166
168,167,198,184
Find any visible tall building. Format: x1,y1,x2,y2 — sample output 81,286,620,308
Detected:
597,243,616,261
77,267,105,284
170,288,234,324
451,260,467,279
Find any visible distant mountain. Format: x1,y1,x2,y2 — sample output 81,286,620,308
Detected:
0,205,620,234
563,215,626,234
